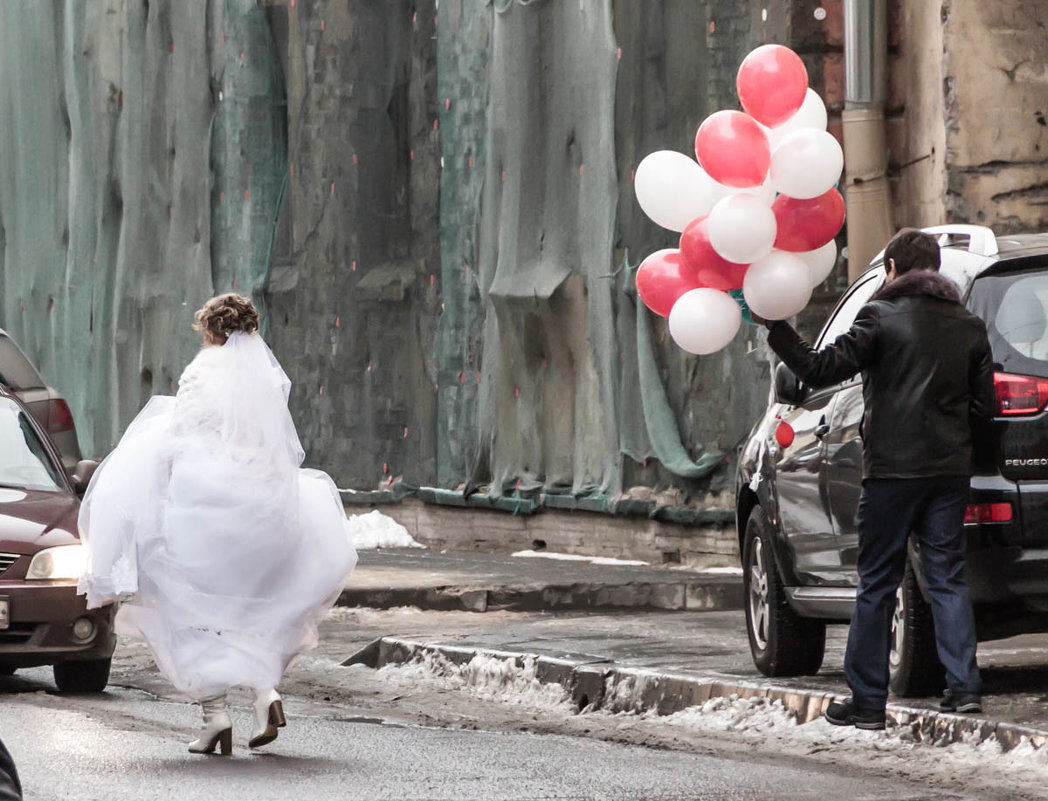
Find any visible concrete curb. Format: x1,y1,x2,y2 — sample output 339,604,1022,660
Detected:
336,579,743,613
343,636,1048,753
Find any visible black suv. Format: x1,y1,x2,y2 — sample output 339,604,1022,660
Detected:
736,225,1048,696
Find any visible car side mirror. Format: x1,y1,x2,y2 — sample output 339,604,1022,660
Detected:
70,460,100,497
774,363,807,406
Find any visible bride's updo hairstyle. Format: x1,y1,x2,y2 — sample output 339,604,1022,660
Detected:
193,293,260,344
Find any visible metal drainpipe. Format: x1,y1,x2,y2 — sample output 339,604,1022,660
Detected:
843,0,893,282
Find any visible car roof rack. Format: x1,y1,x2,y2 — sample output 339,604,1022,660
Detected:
871,224,998,262
921,225,998,257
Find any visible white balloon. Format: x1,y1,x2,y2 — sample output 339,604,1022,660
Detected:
707,193,777,264
770,129,844,199
711,176,776,206
668,288,742,355
796,240,838,287
763,88,828,149
743,251,813,320
634,151,719,233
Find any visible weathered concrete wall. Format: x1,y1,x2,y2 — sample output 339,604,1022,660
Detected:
888,0,1048,233
943,1,1048,232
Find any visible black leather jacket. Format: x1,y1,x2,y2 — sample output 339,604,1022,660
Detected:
767,269,995,479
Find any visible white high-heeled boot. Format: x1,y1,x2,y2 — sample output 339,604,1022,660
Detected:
188,694,232,755
249,688,286,749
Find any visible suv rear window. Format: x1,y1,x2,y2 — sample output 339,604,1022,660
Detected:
968,270,1048,378
0,335,45,390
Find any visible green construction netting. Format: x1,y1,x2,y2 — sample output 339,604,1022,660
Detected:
0,0,285,457
442,0,771,506
0,0,776,514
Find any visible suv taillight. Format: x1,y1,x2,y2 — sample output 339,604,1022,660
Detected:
46,399,75,433
994,372,1048,416
964,502,1013,524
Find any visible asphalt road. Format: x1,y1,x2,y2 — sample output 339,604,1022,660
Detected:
6,604,1048,800
1,673,972,801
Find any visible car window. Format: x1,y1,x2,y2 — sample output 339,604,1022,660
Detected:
968,270,1048,378
0,398,64,491
816,272,884,349
0,335,45,390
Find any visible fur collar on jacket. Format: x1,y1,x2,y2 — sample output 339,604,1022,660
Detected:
871,268,961,304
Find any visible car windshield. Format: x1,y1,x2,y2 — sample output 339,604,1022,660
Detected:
0,397,64,491
968,269,1048,378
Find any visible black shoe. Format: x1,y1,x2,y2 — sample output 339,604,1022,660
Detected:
824,699,886,730
939,691,982,714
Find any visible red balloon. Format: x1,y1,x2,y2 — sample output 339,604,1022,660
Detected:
636,249,701,318
694,111,770,188
737,45,808,127
772,189,845,252
679,217,749,291
775,420,795,448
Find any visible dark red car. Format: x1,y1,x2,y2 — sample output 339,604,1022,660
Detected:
0,384,113,692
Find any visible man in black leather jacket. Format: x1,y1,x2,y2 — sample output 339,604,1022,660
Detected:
764,228,995,730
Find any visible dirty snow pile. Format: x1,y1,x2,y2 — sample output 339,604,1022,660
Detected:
652,693,1048,784
656,695,803,735
344,510,423,549
363,653,1048,794
377,650,573,714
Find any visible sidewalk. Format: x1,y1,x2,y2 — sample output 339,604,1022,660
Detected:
340,547,1048,754
340,548,744,612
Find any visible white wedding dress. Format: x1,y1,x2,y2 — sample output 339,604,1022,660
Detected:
77,332,358,699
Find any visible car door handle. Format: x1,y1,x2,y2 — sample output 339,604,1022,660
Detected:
814,423,830,439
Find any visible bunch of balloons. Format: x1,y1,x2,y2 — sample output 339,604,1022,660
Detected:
634,44,844,355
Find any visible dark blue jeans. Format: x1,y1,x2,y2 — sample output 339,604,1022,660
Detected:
0,737,20,801
845,476,981,711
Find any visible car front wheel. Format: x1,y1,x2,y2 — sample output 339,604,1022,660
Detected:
889,559,945,697
53,658,111,694
743,508,826,676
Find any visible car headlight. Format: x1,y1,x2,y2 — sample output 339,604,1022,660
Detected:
25,545,86,581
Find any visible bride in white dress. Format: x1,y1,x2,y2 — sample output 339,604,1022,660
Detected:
77,294,358,755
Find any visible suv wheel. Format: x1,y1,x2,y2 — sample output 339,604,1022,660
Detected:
889,559,945,697
743,508,826,676
53,658,111,694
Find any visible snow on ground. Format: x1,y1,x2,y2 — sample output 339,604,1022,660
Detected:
325,605,423,623
694,566,744,575
344,510,423,549
511,550,649,567
510,550,743,572
376,650,574,714
375,650,1048,792
654,693,1048,783
658,695,797,735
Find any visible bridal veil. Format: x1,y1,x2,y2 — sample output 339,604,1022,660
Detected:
78,332,357,698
